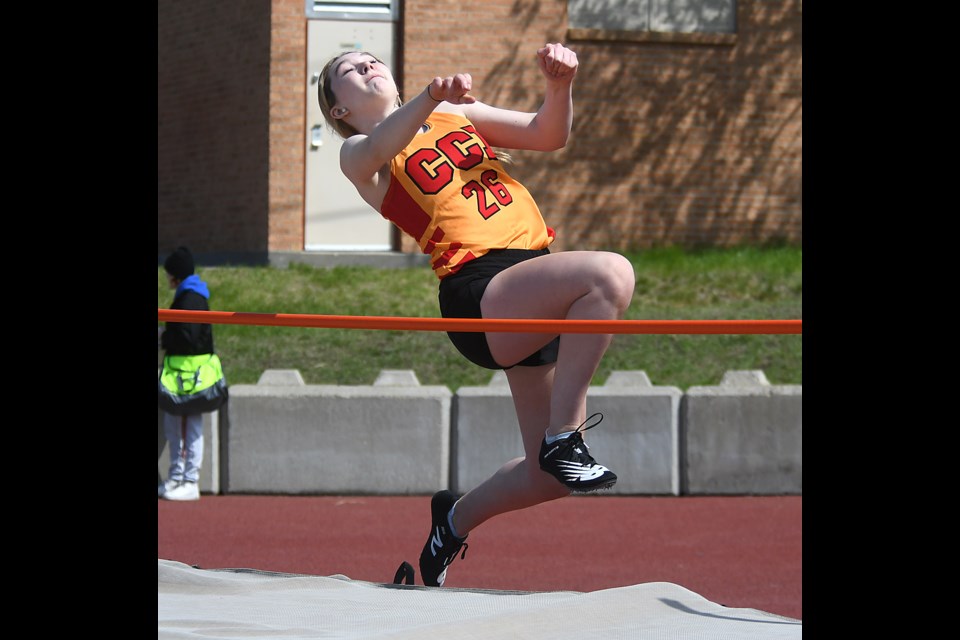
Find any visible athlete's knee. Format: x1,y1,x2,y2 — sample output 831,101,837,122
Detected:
595,253,635,313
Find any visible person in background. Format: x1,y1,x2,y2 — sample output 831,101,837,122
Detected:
317,43,636,586
158,246,215,501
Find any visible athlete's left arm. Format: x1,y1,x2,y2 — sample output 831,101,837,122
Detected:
460,43,577,152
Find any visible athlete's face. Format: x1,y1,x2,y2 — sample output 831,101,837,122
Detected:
329,52,398,113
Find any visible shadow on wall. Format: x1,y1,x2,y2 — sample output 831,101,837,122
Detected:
481,1,802,251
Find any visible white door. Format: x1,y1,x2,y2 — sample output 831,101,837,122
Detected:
305,20,394,251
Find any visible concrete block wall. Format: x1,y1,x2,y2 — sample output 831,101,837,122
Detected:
682,371,802,494
223,369,452,495
158,368,801,497
450,371,520,495
452,371,682,495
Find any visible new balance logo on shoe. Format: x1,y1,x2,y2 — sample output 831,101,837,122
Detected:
554,460,611,482
430,528,444,557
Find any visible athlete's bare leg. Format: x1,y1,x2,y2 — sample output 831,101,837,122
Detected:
450,251,634,536
450,363,569,535
482,250,635,435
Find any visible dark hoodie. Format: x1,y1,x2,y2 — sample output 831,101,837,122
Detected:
161,274,215,355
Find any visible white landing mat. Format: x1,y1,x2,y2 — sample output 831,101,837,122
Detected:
158,559,801,639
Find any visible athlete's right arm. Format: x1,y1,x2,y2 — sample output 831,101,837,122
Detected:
339,84,457,203
460,44,576,152
340,74,476,206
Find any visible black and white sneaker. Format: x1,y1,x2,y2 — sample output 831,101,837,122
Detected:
538,413,617,492
418,490,468,587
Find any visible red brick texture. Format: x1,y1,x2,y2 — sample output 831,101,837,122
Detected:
158,0,801,257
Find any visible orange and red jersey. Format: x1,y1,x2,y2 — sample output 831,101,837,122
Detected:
380,112,555,280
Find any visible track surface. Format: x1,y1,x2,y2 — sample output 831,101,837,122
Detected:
158,494,802,620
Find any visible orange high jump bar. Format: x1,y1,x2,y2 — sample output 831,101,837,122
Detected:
157,310,801,335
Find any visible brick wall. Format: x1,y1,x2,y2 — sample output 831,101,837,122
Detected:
158,0,801,259
157,0,273,257
268,0,308,252
402,0,802,252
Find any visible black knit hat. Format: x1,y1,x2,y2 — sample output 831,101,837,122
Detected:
164,246,195,280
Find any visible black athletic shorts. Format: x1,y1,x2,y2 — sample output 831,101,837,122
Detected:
438,248,561,370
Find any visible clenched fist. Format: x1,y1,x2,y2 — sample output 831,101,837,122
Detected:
426,73,476,104
537,43,578,85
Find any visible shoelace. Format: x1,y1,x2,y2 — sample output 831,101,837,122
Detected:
575,412,603,435
443,542,469,567
545,413,604,452
558,413,604,453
